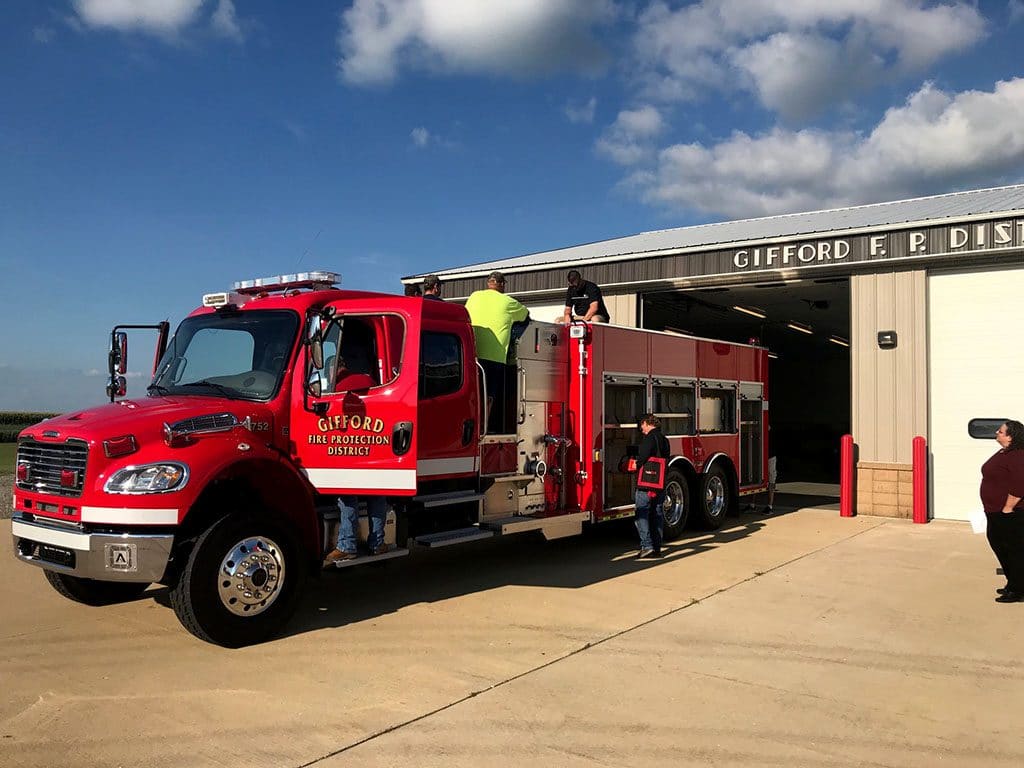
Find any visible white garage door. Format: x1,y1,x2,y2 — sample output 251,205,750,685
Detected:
522,301,567,324
928,265,1024,520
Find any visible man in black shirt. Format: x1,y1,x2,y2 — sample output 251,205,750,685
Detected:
423,274,443,301
561,270,610,323
635,413,670,558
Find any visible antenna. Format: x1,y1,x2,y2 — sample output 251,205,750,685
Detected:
296,228,322,270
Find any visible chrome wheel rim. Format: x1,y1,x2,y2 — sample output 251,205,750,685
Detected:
663,480,687,528
705,475,727,519
217,536,285,617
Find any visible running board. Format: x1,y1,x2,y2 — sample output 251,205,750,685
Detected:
413,490,485,509
414,527,495,548
481,512,589,540
328,548,409,569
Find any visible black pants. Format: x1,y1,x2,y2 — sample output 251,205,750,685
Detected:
986,510,1024,592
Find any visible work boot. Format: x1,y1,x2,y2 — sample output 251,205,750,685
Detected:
325,548,357,564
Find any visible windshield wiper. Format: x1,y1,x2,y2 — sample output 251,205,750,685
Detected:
147,383,172,396
179,380,242,399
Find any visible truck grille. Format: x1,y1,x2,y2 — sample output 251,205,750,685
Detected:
16,437,89,498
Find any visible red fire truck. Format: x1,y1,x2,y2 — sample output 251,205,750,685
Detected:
11,272,769,646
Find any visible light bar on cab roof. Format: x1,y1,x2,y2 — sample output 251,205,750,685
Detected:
232,271,341,295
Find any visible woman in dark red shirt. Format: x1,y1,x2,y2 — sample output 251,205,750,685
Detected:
980,420,1024,603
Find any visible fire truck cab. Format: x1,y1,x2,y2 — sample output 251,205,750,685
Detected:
11,272,768,646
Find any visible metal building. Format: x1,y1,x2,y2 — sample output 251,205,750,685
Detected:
405,184,1024,520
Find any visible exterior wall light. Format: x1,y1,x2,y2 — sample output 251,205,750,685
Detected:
877,330,898,349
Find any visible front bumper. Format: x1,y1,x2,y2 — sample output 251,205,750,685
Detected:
11,513,173,583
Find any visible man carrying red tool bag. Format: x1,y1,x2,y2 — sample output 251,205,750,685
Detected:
633,413,670,559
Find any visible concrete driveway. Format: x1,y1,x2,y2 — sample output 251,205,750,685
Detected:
1,507,1020,768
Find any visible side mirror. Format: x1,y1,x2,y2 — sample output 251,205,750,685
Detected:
106,375,127,399
306,370,323,398
307,315,325,370
110,331,128,375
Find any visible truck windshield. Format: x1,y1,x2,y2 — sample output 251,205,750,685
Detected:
150,310,299,401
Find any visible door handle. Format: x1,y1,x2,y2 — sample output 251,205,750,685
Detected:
462,419,475,446
393,421,413,456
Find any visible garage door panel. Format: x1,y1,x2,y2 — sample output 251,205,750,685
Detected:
928,266,1024,520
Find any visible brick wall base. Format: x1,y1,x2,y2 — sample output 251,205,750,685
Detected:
856,461,914,518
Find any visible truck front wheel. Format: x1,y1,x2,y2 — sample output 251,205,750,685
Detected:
169,513,305,647
44,571,150,605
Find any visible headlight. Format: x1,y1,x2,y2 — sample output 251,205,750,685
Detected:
104,463,189,494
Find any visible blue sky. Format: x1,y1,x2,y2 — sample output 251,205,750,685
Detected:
2,0,1024,411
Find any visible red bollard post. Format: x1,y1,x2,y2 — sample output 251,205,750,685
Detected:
840,434,854,517
912,435,928,524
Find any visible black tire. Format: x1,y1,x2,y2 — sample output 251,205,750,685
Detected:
169,513,306,647
44,571,150,606
661,469,690,540
695,465,731,530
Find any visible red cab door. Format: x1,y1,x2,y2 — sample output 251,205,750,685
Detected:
292,301,419,496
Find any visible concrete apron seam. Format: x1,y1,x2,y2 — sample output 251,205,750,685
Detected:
294,518,889,768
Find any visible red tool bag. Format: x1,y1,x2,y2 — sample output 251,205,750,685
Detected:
636,457,667,490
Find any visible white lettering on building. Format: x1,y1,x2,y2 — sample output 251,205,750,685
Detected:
730,217,1021,270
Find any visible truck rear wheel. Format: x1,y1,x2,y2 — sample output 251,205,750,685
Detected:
44,571,150,606
661,469,690,540
169,513,305,647
695,465,730,530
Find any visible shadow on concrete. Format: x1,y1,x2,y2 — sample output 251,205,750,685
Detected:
142,498,842,641
279,512,782,640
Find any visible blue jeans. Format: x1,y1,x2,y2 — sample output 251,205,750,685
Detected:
336,495,387,553
635,489,665,553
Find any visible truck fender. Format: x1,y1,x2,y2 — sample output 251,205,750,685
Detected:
176,456,319,571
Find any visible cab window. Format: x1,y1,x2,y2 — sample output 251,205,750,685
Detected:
321,314,405,395
420,332,462,398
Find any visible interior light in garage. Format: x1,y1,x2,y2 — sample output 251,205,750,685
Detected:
828,335,850,347
767,352,779,359
786,321,813,334
732,305,767,319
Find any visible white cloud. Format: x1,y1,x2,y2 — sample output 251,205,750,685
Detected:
1010,0,1024,25
624,78,1024,219
564,96,597,124
337,0,616,85
33,26,56,43
211,0,243,42
72,0,205,34
632,0,986,120
411,126,431,147
596,105,664,166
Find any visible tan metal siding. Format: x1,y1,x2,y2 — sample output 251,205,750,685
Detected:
851,270,927,464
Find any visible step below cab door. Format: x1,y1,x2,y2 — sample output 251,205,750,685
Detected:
293,302,419,496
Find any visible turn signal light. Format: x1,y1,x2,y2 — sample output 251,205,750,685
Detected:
60,469,78,487
16,462,29,482
104,434,138,458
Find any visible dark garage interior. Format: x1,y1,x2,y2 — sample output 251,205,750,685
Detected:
640,277,850,486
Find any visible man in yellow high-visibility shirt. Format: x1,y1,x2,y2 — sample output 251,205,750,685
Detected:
465,271,529,433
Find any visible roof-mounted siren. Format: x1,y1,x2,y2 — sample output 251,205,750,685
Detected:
232,271,341,296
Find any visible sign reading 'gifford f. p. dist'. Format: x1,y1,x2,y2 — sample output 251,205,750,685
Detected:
732,218,1024,271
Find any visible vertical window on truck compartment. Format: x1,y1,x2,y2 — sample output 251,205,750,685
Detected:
698,387,736,434
654,383,695,436
604,380,648,508
420,332,462,399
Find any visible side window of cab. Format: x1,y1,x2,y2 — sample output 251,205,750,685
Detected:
420,332,462,399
